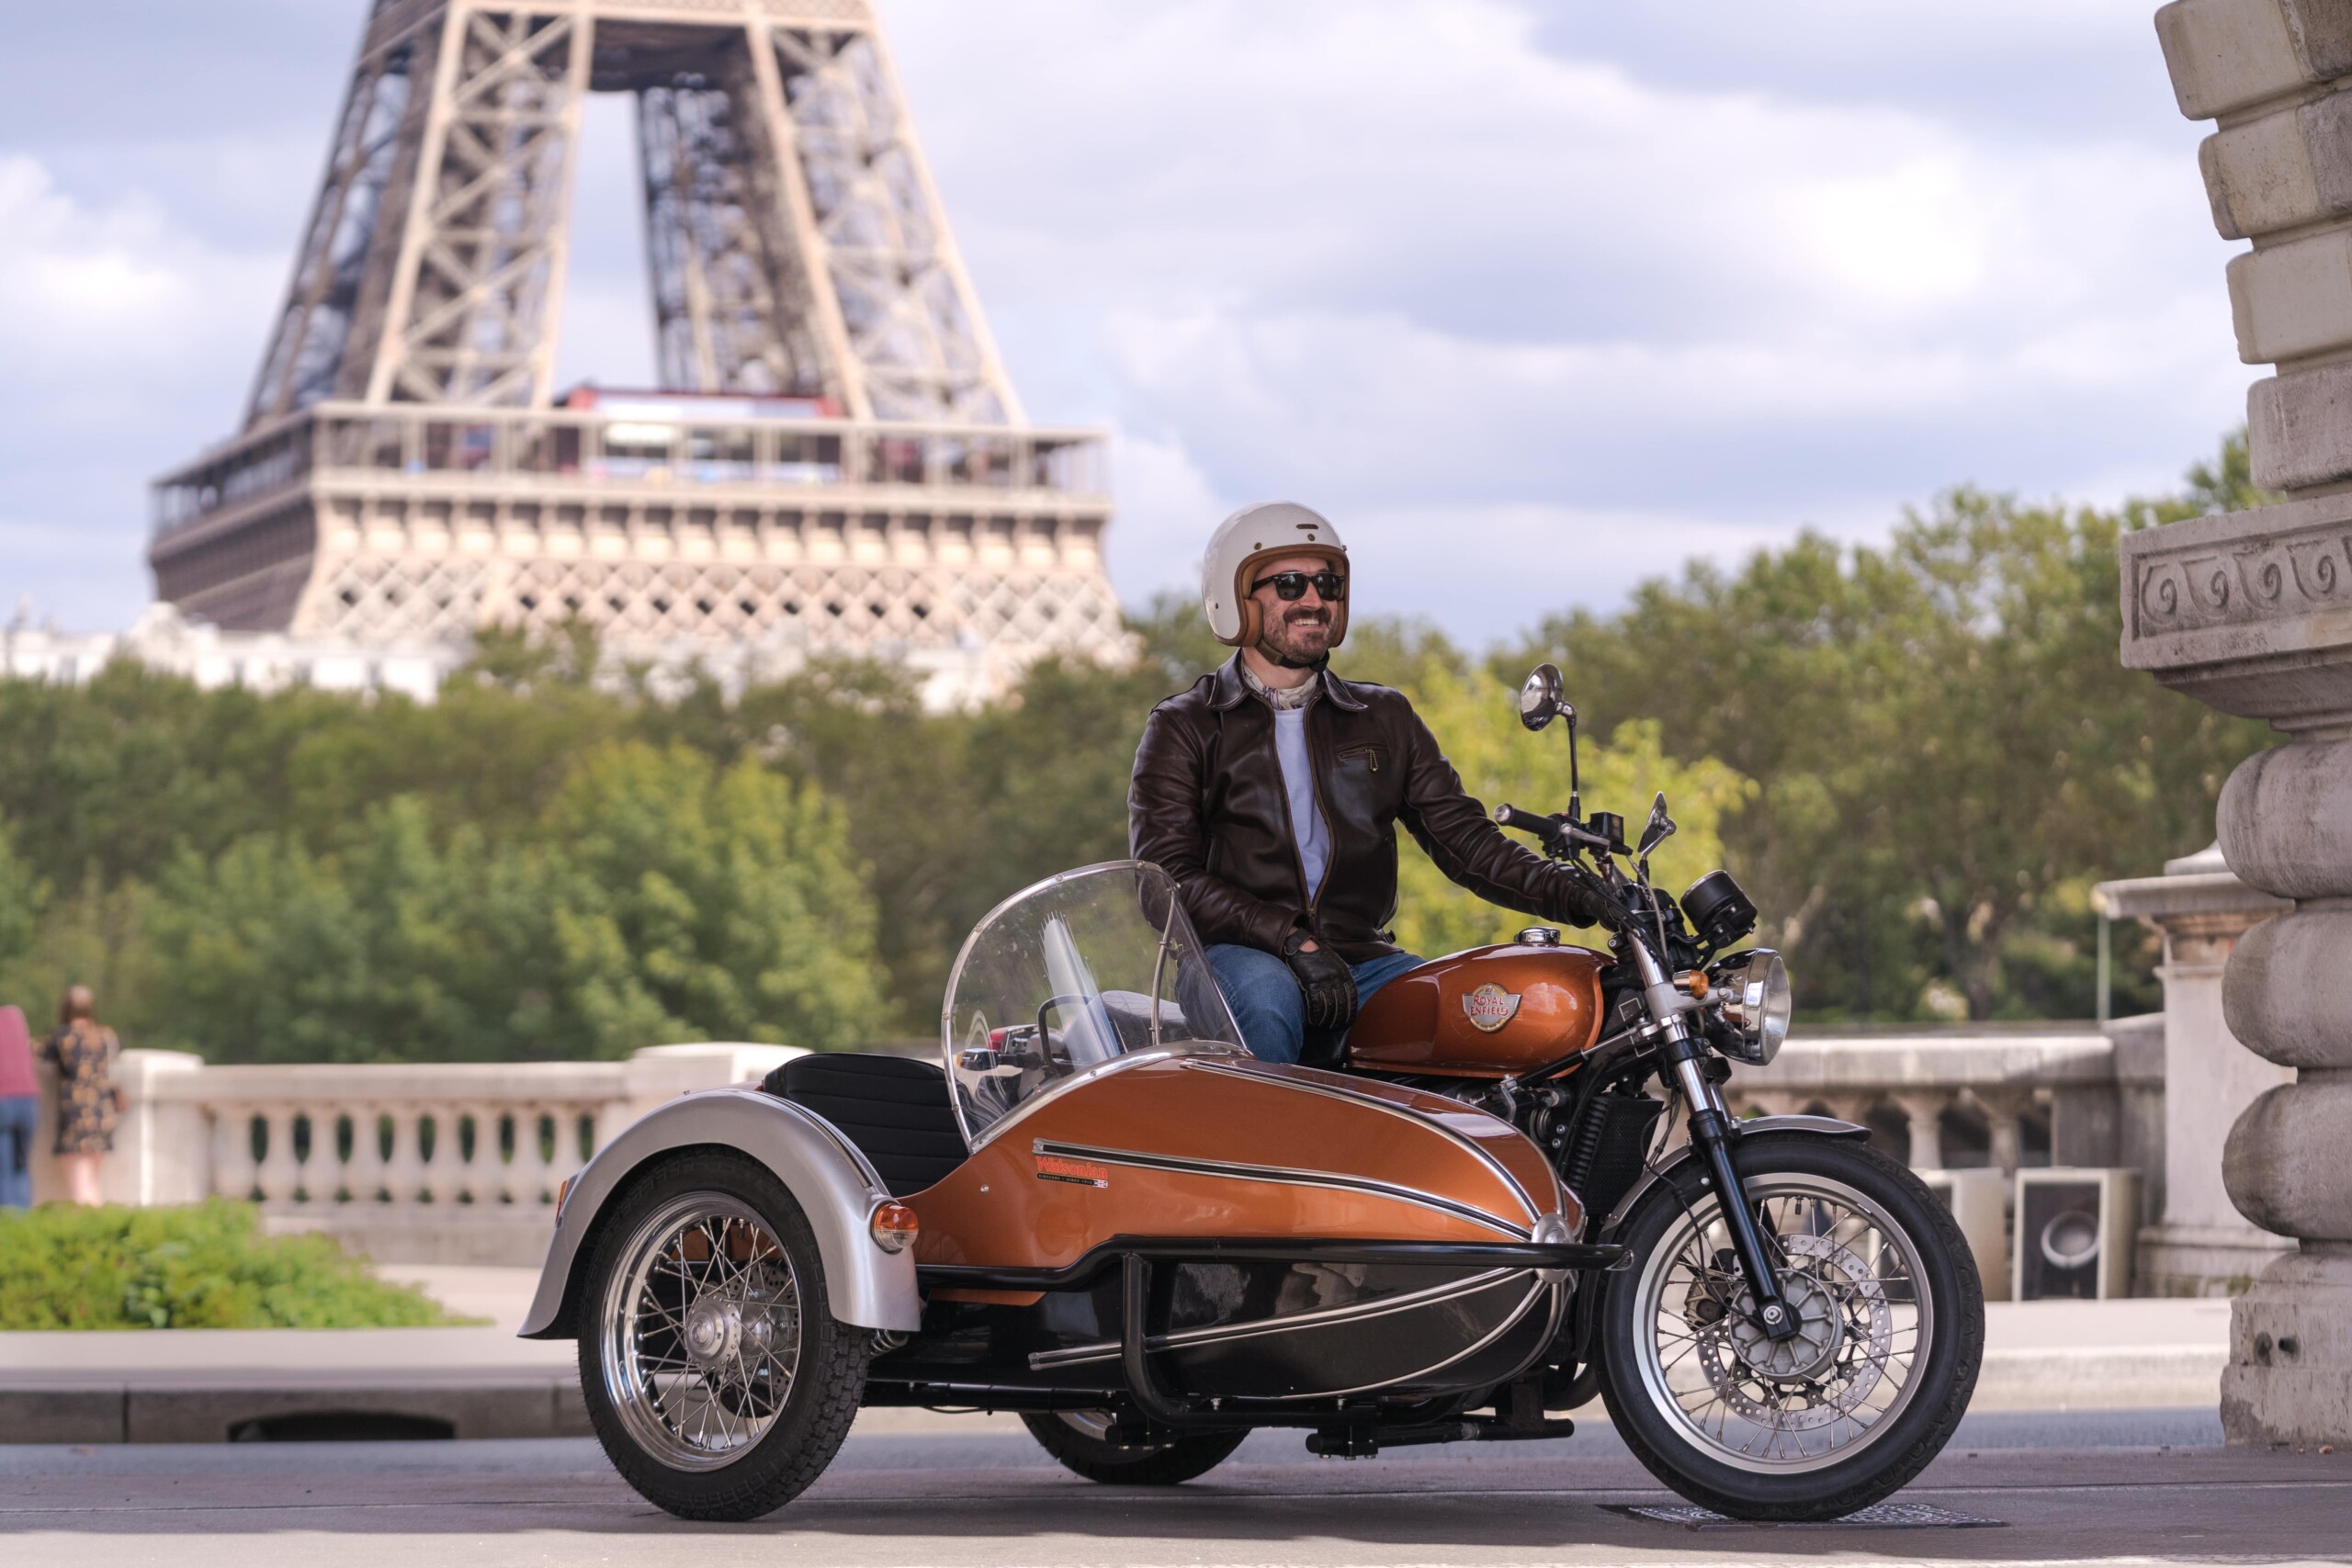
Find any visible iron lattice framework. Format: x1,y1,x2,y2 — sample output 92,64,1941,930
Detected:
153,0,1114,673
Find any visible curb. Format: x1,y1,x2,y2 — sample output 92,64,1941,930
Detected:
0,1377,591,1445
1969,1345,2226,1411
0,1347,2229,1444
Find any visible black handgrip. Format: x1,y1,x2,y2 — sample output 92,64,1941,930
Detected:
1493,804,1559,842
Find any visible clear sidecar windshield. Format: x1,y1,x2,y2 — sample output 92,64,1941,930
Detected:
942,860,1244,1145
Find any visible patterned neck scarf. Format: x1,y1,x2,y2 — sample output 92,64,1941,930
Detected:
1239,660,1320,712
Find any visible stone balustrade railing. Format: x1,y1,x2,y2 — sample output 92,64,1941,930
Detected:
28,1026,2169,1267
27,1043,802,1264
1726,1020,2161,1185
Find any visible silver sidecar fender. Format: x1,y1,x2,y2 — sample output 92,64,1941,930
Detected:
519,1087,923,1337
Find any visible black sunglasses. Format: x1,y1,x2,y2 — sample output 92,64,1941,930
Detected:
1250,570,1347,603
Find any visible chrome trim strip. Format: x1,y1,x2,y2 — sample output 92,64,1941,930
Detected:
1188,1056,1548,1224
960,1047,1185,1154
1297,1276,1553,1402
1032,1139,1527,1240
1027,1266,1520,1370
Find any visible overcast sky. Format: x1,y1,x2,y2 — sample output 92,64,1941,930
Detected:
0,0,2245,646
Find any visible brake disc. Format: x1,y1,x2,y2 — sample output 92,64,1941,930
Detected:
1690,1234,1892,1430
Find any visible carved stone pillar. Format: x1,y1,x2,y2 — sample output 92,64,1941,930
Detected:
1892,1092,1947,1173
1970,1088,2033,1180
2096,847,2293,1293
2214,748,2352,1441
2141,0,2352,1446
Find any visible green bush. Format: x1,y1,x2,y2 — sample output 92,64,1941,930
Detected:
0,1201,475,1329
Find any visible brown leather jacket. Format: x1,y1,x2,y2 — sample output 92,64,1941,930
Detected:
1128,655,1611,961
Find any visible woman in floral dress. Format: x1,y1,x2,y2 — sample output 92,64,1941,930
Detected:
40,987,118,1207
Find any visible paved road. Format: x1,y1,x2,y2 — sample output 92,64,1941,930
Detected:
4,1410,2346,1568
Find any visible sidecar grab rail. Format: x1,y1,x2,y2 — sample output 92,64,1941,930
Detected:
1108,1242,1622,1434
917,1234,1626,1294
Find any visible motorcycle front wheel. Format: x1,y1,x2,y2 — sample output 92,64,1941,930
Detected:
1597,1134,1982,1521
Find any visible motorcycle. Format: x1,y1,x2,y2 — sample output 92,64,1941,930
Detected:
521,663,1982,1523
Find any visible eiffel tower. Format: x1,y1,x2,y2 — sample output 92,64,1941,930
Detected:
150,0,1119,677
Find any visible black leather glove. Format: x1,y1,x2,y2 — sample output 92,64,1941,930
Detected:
1551,864,1625,933
1282,927,1359,1032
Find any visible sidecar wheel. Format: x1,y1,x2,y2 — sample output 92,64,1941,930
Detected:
1597,1134,1982,1522
1021,1411,1248,1484
578,1150,868,1521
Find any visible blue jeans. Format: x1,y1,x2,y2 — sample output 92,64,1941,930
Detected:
0,1095,37,1208
1207,944,1426,1066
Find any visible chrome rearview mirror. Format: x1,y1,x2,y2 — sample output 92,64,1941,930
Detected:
1638,791,1678,858
1519,663,1569,732
1519,662,1584,819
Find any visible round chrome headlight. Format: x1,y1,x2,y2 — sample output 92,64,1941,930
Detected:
1715,949,1791,1065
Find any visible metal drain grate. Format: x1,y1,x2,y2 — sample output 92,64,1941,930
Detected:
1607,1501,2003,1529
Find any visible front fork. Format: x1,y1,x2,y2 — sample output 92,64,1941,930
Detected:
1631,939,1801,1342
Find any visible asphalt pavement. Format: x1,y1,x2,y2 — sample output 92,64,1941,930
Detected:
4,1408,2346,1568
0,1288,2239,1444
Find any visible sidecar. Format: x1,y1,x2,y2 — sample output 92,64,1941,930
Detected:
521,860,1621,1519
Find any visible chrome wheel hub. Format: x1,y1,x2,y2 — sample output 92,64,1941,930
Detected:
684,1296,741,1366
1726,1262,1843,1382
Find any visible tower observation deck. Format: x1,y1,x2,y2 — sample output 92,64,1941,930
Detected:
149,0,1120,672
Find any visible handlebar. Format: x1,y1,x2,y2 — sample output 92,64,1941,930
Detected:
1497,803,1619,854
1493,803,1560,843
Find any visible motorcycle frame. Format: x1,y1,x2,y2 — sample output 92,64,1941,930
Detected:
866,1234,1624,1438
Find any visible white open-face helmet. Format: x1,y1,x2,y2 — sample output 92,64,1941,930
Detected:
1202,502,1350,649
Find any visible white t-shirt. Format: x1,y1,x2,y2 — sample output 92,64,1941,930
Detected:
1272,704,1331,902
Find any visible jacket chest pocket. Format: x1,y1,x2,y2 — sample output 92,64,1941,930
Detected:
1336,743,1385,776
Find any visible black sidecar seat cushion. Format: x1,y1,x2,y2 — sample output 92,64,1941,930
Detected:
761,1053,967,1198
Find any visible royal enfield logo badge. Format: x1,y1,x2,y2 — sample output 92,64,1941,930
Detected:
1463,982,1522,1033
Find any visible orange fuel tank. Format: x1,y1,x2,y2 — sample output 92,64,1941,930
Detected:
1346,941,1608,1077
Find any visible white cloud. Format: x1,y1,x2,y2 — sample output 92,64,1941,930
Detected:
1104,429,1227,604
0,153,282,626
1337,498,1849,644
881,0,2245,638
0,155,275,378
0,0,2254,648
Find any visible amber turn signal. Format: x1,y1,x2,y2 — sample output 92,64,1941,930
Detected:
869,1201,921,1253
1678,970,1711,998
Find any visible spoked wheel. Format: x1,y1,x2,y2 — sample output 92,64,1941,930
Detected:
1021,1410,1248,1484
1599,1135,1981,1521
579,1151,867,1520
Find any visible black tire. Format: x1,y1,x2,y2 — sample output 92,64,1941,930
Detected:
577,1150,869,1521
1597,1134,1982,1521
1020,1412,1248,1484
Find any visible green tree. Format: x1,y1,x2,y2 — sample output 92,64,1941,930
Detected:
0,665,368,892
0,814,39,977
1497,437,2275,1020
1388,668,1753,957
537,741,885,1055
137,747,885,1063
142,800,517,1064
721,659,978,1031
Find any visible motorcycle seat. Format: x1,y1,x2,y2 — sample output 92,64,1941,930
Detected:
762,1052,968,1198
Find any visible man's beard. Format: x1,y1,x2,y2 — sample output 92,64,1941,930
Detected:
1259,607,1333,670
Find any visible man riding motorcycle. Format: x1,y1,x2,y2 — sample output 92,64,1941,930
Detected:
1128,502,1619,1063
